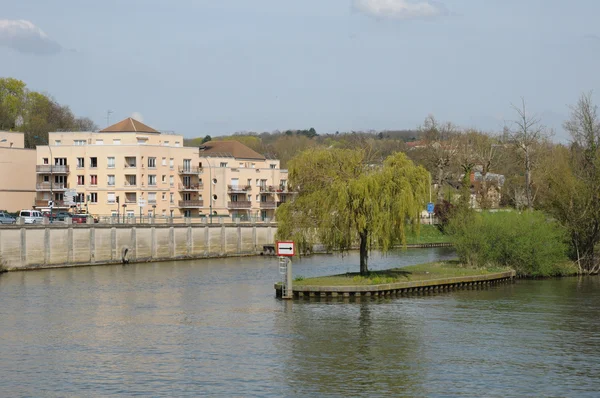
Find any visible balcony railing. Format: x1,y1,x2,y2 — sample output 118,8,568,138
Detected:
179,183,203,191
36,182,68,190
35,200,68,208
259,201,277,209
228,185,252,192
259,185,276,193
36,165,69,173
178,166,201,174
179,200,204,208
124,182,137,187
228,201,252,209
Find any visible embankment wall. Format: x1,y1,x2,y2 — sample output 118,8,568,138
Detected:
0,222,277,271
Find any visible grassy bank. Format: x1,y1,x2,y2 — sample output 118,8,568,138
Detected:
404,225,449,245
294,261,509,287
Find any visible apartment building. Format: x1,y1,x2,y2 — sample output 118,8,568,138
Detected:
34,118,289,220
0,132,36,212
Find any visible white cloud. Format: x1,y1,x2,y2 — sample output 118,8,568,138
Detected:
131,112,144,122
0,19,62,55
354,0,447,20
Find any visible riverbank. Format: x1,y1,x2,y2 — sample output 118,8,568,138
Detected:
275,261,516,298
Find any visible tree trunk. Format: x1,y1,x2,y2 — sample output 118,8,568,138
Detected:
359,230,369,275
525,149,533,211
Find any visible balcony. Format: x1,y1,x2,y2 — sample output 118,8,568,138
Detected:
228,201,252,209
36,165,69,174
35,200,68,208
259,185,276,193
178,166,201,174
228,185,252,193
36,182,68,191
259,201,277,209
179,200,204,208
124,182,137,188
179,183,203,191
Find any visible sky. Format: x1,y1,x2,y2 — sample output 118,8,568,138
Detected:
2,0,600,141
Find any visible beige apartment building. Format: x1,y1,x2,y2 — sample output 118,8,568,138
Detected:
0,131,36,212
34,118,290,221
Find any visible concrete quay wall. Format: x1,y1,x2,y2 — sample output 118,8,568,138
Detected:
0,222,277,271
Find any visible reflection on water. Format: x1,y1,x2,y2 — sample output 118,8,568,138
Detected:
1,248,599,396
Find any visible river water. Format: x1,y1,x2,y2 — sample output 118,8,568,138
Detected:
1,248,599,397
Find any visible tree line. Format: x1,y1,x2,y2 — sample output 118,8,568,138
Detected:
0,77,97,148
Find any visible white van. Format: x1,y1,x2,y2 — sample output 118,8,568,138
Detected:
19,210,43,224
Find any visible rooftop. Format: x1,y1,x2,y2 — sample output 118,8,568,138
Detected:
199,140,266,160
100,118,159,133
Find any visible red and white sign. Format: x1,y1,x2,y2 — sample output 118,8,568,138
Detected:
276,241,295,257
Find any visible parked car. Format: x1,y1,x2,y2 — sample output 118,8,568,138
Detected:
72,214,98,224
47,211,72,222
19,210,43,224
0,211,16,224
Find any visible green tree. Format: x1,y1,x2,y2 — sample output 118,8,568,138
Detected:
276,148,428,275
201,134,212,144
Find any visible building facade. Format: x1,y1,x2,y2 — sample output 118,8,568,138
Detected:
34,118,289,220
0,132,36,212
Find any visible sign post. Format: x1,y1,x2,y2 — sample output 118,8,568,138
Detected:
276,241,295,299
427,202,434,225
138,198,146,223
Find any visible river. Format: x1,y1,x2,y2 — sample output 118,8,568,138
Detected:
1,248,599,397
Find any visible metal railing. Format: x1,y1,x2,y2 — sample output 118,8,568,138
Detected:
36,182,67,190
178,183,203,191
178,166,201,174
228,201,252,209
179,200,204,207
227,185,252,192
259,201,277,209
36,165,69,173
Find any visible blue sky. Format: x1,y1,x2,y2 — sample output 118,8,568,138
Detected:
1,0,599,141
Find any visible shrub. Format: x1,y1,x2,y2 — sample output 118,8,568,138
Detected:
447,211,569,277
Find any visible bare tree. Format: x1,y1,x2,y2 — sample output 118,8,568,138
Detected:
508,98,547,210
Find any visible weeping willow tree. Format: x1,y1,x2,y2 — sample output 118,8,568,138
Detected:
276,148,429,275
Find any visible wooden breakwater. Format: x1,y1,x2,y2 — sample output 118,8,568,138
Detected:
275,270,515,299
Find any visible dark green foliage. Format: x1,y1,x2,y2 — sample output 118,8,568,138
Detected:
448,211,572,277
201,135,212,144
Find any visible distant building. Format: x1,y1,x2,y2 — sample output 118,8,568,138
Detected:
34,118,289,220
0,132,36,212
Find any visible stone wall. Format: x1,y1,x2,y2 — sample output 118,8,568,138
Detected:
0,222,277,271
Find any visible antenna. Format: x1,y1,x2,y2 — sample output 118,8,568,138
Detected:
106,110,114,127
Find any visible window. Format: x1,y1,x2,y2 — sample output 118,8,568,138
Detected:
54,158,67,165
220,162,228,168
77,175,85,186
74,140,86,146
183,193,192,201
125,157,136,168
162,175,166,183
90,175,98,186
125,193,136,203
162,192,166,201
54,140,61,145
169,158,174,169
43,158,48,164
247,179,252,187
90,193,98,203
169,193,174,204
148,175,157,186
148,157,156,168
240,163,244,168
113,139,121,145
76,193,85,203
162,157,166,166
43,175,49,182
77,158,84,168
148,192,157,204
107,157,115,168
256,194,260,202
164,141,169,146
270,164,276,169
256,179,259,186
90,157,97,168
137,138,146,145
107,175,115,186
107,192,116,204
125,175,136,186
96,139,104,145
175,141,180,147
251,163,256,168
169,176,174,187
